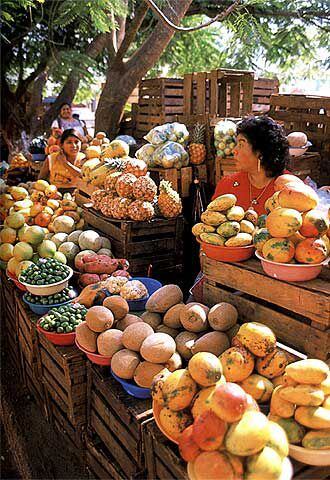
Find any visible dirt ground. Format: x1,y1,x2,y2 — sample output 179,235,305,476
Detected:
1,344,89,480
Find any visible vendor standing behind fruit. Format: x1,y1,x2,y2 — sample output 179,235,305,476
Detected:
213,116,290,215
51,102,85,138
38,129,85,190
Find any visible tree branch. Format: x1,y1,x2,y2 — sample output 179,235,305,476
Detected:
16,56,49,101
115,2,149,62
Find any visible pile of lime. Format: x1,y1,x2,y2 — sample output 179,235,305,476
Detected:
25,287,77,305
39,303,87,333
19,259,70,285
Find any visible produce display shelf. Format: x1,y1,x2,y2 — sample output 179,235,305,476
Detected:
86,363,153,479
202,255,330,361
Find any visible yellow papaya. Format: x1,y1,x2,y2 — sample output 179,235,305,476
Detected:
226,205,245,221
268,415,305,444
239,374,274,403
295,406,330,429
286,359,329,385
279,385,324,407
256,349,289,379
225,232,252,247
208,194,236,212
201,210,227,226
199,232,225,245
192,223,215,236
236,322,276,357
270,386,296,418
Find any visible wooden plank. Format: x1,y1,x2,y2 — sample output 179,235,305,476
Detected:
202,257,330,326
270,94,330,110
270,111,330,124
209,70,219,116
86,437,125,480
203,282,330,360
183,74,193,115
229,81,241,117
196,72,207,115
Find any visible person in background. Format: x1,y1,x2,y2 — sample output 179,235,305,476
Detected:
72,113,89,137
51,103,85,139
38,129,85,190
213,116,290,215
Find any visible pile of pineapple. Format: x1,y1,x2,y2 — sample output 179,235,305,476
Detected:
90,157,182,222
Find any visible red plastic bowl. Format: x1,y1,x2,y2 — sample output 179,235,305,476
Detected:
201,242,255,262
37,319,76,346
255,251,327,282
75,338,112,366
6,270,27,291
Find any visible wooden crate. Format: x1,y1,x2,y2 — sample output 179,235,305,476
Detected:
214,152,322,183
15,293,45,407
80,206,184,278
0,272,21,375
202,256,330,360
87,363,153,478
292,460,330,479
253,77,279,113
143,420,188,480
183,69,254,118
149,164,207,198
38,332,87,429
269,94,330,184
135,78,184,139
86,436,127,480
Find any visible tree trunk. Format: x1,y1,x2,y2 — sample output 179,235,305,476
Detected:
95,0,193,137
29,71,48,137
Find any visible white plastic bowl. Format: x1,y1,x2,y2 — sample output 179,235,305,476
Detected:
289,444,330,466
289,141,312,157
19,267,73,296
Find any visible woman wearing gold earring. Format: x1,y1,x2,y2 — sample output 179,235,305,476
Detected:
212,116,290,215
38,128,85,191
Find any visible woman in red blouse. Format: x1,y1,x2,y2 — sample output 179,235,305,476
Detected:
213,116,290,215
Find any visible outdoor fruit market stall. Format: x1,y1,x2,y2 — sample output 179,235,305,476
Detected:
1,100,330,479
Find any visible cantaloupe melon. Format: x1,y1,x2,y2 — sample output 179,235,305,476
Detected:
111,349,140,380
122,323,154,351
97,329,123,357
134,362,164,388
146,285,183,313
140,333,176,363
86,306,114,332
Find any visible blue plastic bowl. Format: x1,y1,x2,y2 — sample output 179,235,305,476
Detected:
127,277,162,311
23,294,76,315
111,369,151,399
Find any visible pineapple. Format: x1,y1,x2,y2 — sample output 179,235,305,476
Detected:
158,180,182,219
110,197,132,219
124,158,148,177
91,189,108,211
128,200,154,221
133,175,157,202
104,171,123,193
100,196,115,217
188,123,206,165
115,173,137,198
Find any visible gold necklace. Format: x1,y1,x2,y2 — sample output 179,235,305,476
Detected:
248,176,273,209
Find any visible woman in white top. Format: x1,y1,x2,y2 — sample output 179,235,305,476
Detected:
51,103,86,138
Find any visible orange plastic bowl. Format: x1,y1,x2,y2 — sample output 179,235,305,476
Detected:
75,338,112,366
37,319,76,346
153,400,179,444
255,251,328,282
201,242,255,262
6,270,27,291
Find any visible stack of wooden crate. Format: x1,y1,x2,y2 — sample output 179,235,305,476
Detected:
252,77,279,113
134,78,184,140
86,363,153,479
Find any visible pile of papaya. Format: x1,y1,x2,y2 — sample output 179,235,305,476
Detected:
192,194,258,247
254,174,330,264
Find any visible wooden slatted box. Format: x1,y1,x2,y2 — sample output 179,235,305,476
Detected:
135,78,184,139
87,363,153,479
79,206,184,278
38,332,87,438
253,77,279,113
143,420,188,480
202,256,330,361
0,272,21,376
183,69,254,118
86,436,126,480
16,293,45,408
149,164,207,198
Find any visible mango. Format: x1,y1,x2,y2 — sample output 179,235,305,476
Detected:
226,205,245,221
201,210,226,226
302,429,330,450
266,207,302,237
216,221,240,238
225,233,252,247
253,228,272,252
279,385,324,406
266,421,289,458
295,406,330,429
225,411,270,456
199,233,225,246
246,446,282,480
286,359,329,385
191,223,215,237
239,374,274,403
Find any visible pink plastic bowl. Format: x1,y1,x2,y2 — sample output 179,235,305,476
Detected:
255,251,327,282
75,338,112,366
37,319,76,346
201,242,255,262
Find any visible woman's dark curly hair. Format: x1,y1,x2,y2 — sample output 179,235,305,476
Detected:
236,116,289,177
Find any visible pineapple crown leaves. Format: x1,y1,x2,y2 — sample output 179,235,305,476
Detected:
191,123,206,144
159,179,181,200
